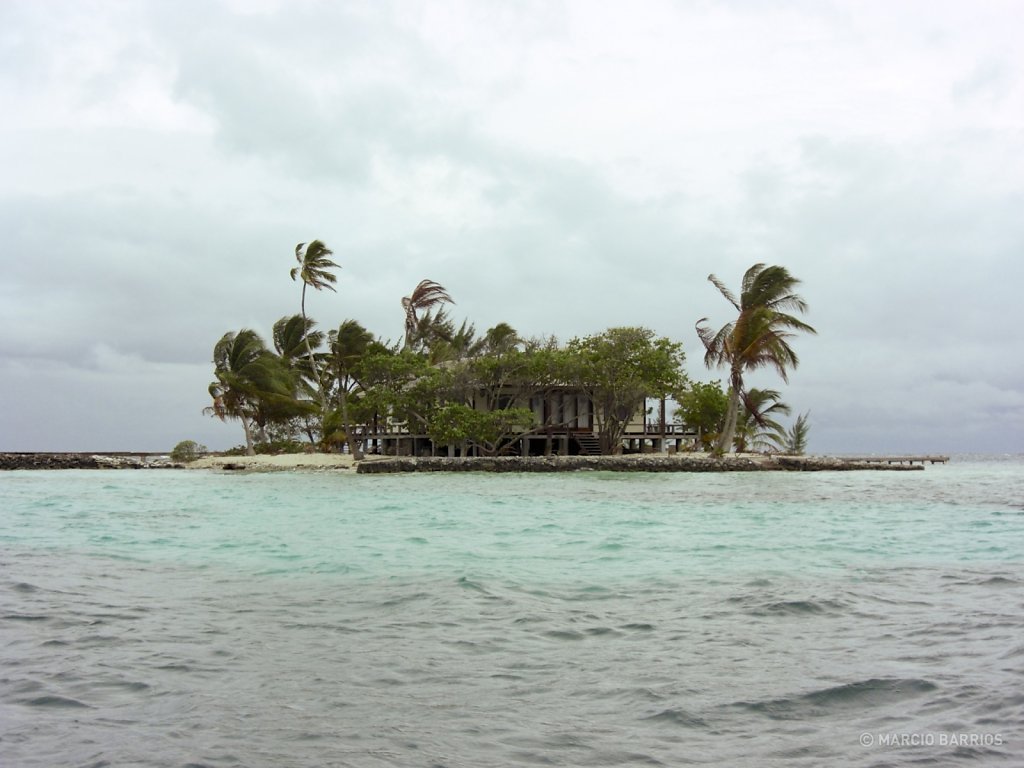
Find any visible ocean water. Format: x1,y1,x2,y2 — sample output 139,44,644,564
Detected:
2,456,1022,767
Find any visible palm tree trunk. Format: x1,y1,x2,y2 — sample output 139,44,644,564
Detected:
716,385,741,454
339,386,363,460
299,284,328,446
242,417,256,456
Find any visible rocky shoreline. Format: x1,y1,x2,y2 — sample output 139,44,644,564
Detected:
1,452,931,473
0,453,184,470
355,454,926,473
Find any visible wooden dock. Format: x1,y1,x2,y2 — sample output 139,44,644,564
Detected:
839,455,949,465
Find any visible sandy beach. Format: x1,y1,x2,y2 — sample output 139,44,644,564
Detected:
186,453,362,471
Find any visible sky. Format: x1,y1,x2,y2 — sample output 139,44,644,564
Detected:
2,0,1022,455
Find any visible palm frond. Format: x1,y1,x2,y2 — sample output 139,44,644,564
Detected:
273,314,324,359
292,240,340,293
707,273,740,312
329,319,375,373
402,279,454,349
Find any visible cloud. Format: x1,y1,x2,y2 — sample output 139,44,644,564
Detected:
1,0,1022,453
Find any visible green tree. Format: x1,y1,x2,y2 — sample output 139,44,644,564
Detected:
426,403,535,457
462,324,527,408
356,343,533,457
290,240,340,422
566,327,687,454
206,329,299,455
357,348,437,442
170,440,207,462
696,264,816,455
675,380,729,450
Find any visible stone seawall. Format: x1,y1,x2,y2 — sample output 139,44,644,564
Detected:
0,453,182,470
1,453,928,473
355,455,925,474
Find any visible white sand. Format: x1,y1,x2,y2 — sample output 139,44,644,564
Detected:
187,452,361,471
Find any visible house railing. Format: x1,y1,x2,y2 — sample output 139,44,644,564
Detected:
361,420,698,439
623,422,697,437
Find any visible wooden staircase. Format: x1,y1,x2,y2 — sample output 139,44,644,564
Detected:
575,434,602,455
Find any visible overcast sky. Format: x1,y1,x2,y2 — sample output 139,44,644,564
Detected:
2,0,1022,455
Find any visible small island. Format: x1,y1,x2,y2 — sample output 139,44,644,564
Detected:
202,249,827,463
5,259,947,470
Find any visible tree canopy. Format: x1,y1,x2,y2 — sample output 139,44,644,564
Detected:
566,327,687,454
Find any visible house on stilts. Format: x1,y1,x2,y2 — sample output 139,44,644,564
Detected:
359,384,697,458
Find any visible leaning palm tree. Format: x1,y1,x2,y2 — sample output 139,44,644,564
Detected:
272,314,325,389
272,313,327,444
401,279,453,350
290,240,340,431
696,263,816,454
326,319,375,459
206,329,297,455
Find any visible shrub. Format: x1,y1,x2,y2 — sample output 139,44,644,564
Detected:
171,440,208,462
783,412,811,455
254,439,307,455
220,440,307,456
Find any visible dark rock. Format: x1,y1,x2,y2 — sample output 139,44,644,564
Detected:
355,454,928,474
0,453,184,471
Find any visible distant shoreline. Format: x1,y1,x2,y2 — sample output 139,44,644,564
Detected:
0,452,945,472
353,454,935,473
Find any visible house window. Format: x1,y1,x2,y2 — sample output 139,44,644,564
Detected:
564,395,576,425
531,396,544,421
577,396,591,428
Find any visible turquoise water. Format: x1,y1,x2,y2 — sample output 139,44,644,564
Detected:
2,456,1023,766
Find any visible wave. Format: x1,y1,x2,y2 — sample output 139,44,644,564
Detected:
641,707,708,728
731,677,938,720
22,694,91,708
725,594,850,617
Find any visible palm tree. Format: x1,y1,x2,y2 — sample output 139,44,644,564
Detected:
402,307,454,359
402,279,453,350
272,314,327,444
428,318,480,363
206,329,297,455
481,322,522,356
272,314,325,391
326,319,375,459
290,240,340,419
783,411,812,455
696,263,816,454
732,388,791,453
